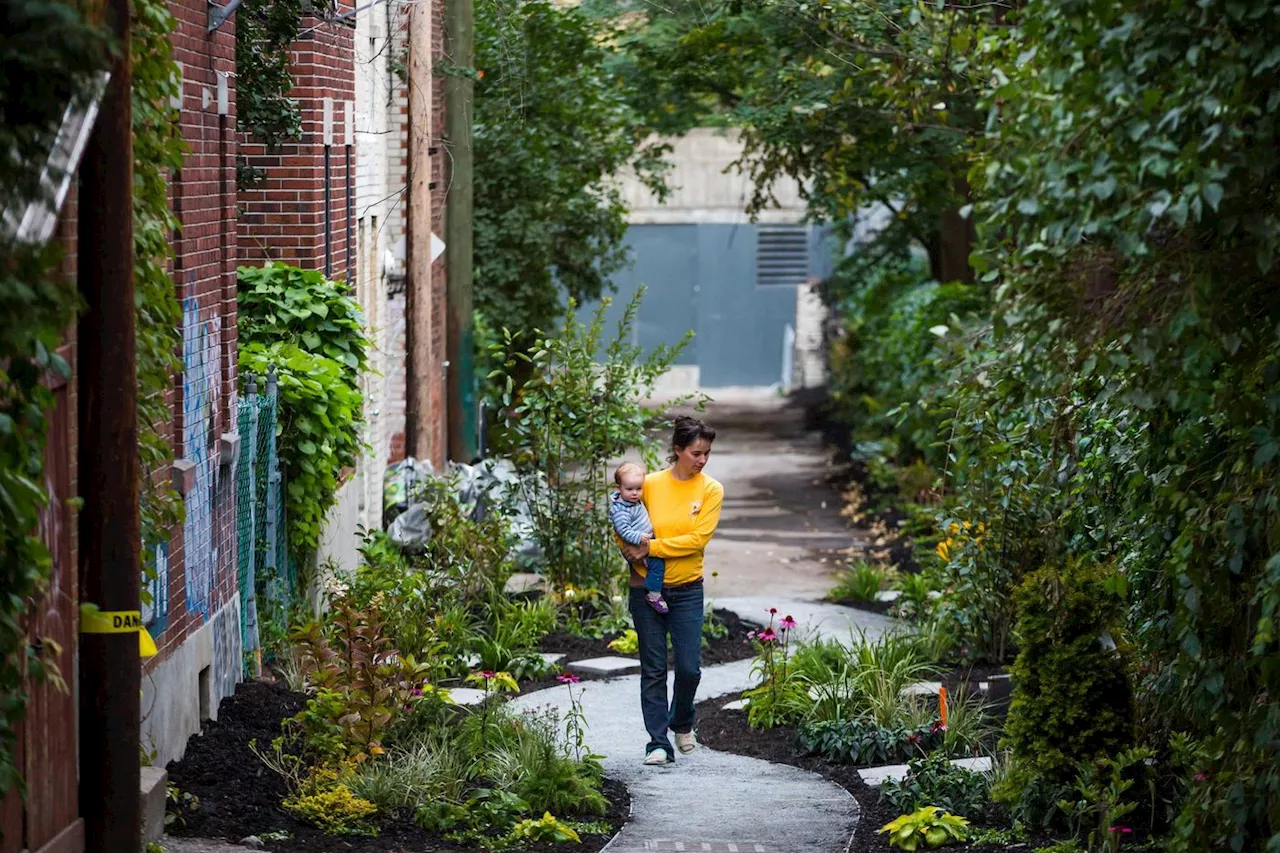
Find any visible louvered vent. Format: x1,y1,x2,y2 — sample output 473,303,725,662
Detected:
756,225,810,287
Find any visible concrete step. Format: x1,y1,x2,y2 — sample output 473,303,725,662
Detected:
858,756,993,787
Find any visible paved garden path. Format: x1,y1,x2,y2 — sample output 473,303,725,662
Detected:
513,393,898,853
515,595,895,853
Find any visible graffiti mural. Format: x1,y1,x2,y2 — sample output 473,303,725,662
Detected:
181,297,222,618
142,539,169,633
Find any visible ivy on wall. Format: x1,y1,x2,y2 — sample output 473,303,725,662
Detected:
133,0,186,560
237,263,370,568
235,0,305,189
0,0,108,807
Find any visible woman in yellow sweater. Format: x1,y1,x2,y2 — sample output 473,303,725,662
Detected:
619,415,724,766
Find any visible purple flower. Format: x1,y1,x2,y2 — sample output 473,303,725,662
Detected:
557,673,581,684
779,615,797,630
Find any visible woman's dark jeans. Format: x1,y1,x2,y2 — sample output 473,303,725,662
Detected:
629,579,704,759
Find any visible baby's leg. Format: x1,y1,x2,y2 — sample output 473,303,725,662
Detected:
644,557,666,595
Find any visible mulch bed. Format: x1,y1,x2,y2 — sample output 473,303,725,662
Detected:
520,607,756,693
693,695,1057,852
166,680,629,852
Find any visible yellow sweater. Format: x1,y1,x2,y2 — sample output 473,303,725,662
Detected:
632,469,725,587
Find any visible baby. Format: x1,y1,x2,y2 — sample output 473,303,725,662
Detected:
608,461,668,614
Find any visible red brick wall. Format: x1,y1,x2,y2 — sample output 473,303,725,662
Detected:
146,0,240,663
237,10,358,285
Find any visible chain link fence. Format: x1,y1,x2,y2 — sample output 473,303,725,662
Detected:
235,368,293,674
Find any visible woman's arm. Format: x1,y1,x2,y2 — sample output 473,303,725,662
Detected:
649,484,724,559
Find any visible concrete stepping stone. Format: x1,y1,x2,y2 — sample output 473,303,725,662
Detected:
858,756,992,787
539,652,566,666
900,681,943,698
504,572,549,597
566,655,640,677
874,589,902,603
722,698,749,711
444,687,488,706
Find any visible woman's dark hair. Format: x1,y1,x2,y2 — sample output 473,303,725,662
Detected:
668,415,716,464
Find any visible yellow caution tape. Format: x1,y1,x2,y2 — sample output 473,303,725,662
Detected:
80,605,158,658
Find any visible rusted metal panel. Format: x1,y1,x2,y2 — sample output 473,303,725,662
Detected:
24,382,79,852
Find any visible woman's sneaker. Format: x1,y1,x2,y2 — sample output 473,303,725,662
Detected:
646,591,669,614
675,731,697,754
643,749,672,766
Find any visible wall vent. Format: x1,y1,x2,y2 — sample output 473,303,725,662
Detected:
756,225,810,287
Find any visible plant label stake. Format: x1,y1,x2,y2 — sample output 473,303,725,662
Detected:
939,685,948,727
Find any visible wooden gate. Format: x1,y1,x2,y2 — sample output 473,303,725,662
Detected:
0,364,83,853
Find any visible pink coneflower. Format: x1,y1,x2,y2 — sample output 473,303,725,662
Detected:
1195,772,1208,782
556,673,581,684
758,629,778,643
482,670,496,679
779,615,797,630
766,607,778,615
1108,827,1133,834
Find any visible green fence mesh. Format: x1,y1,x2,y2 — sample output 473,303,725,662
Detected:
235,372,294,670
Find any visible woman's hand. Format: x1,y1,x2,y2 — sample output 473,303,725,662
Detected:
620,539,650,564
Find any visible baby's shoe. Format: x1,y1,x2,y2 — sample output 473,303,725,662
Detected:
646,591,669,614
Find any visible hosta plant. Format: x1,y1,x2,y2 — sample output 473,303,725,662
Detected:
880,807,971,850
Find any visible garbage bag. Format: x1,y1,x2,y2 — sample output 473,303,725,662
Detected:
387,503,433,554
384,457,434,522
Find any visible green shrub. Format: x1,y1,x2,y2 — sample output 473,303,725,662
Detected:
795,719,946,766
880,752,992,818
282,784,378,835
485,291,697,594
828,559,892,603
996,561,1134,810
237,263,370,568
879,806,970,850
506,812,582,844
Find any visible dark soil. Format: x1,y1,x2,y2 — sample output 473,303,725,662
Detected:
693,695,1057,852
521,608,756,693
166,680,629,852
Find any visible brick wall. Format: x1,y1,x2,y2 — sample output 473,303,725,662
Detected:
143,0,240,667
237,9,358,285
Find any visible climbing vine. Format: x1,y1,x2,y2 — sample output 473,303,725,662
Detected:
0,0,108,807
133,0,186,562
235,0,305,188
237,263,370,567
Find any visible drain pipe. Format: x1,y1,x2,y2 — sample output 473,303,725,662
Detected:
345,101,354,280
323,98,333,278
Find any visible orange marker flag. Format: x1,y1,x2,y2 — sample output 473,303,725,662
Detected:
939,686,949,727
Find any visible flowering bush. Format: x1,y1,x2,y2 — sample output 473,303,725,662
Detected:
744,610,808,729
